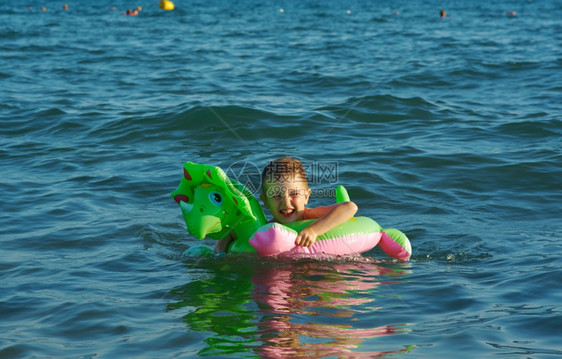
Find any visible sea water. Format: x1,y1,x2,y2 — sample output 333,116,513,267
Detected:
1,0,561,357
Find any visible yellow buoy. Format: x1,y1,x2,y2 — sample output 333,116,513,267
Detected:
159,0,174,10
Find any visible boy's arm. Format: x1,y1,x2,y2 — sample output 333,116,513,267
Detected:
304,204,340,219
215,232,236,253
296,201,358,247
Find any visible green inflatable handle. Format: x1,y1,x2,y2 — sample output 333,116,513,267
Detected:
336,185,350,203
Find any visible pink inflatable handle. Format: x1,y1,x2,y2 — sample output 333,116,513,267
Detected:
249,223,382,257
379,228,412,260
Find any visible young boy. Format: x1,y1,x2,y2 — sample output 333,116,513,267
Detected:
216,157,357,252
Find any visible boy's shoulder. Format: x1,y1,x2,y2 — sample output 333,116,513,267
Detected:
304,204,337,219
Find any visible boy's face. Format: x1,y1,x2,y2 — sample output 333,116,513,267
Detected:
260,175,311,224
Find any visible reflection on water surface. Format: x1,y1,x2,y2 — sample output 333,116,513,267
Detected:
168,256,415,357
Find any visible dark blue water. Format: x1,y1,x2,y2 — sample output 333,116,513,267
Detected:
1,0,561,357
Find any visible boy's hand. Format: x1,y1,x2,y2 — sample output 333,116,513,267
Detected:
295,227,318,247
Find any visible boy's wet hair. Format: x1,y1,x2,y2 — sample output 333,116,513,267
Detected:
261,157,309,194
